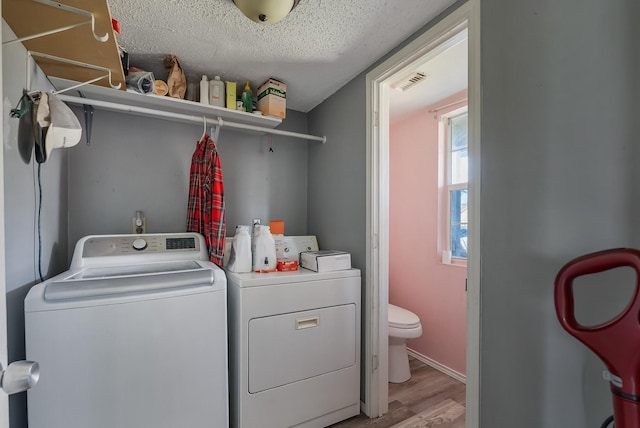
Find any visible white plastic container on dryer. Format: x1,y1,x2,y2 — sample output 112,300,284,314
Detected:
228,225,252,273
252,225,276,272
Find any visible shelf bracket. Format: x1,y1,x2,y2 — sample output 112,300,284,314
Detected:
4,1,110,45
35,0,109,42
27,51,122,93
2,20,93,46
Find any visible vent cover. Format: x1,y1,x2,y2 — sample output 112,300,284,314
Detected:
391,72,428,92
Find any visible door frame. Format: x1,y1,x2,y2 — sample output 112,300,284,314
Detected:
0,4,11,425
364,1,481,424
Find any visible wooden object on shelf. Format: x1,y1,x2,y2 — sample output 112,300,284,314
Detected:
3,0,126,90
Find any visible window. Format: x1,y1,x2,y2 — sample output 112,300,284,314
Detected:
446,112,468,259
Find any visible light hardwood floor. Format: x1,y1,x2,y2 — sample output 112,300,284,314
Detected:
330,357,466,428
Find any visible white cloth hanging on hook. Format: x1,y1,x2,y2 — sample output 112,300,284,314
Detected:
29,91,82,163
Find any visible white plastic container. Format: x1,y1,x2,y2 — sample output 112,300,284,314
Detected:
252,225,277,273
209,76,225,107
228,225,252,273
199,75,209,105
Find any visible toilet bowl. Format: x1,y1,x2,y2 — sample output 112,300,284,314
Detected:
388,303,422,383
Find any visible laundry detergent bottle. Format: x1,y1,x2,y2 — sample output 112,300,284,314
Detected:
252,225,276,273
209,75,225,107
227,225,252,273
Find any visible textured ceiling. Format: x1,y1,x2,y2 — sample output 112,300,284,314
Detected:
107,0,458,112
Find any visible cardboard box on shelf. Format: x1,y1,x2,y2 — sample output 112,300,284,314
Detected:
257,78,286,119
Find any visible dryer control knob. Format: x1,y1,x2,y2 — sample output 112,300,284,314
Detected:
132,238,147,251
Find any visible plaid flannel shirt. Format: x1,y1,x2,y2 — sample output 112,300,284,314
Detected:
186,134,226,266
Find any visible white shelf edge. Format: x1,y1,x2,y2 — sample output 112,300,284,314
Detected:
48,76,283,129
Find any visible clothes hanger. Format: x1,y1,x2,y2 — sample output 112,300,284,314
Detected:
211,117,222,143
200,116,207,141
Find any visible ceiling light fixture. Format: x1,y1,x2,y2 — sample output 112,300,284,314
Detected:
233,0,300,24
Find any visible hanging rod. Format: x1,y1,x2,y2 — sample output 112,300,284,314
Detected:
428,98,468,113
3,1,110,45
55,94,327,144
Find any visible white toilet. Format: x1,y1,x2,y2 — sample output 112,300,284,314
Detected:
388,303,423,383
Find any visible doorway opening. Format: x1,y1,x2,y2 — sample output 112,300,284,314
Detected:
388,26,468,375
364,2,480,425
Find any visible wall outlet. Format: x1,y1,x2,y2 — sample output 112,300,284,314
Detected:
131,217,147,235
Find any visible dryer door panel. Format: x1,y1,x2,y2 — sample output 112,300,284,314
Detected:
248,304,356,394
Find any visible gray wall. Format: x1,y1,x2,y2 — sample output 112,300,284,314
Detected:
480,0,639,426
67,108,309,253
309,0,639,426
2,22,67,293
307,77,366,264
3,21,68,428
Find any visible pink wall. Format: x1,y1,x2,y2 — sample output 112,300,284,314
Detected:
389,90,468,376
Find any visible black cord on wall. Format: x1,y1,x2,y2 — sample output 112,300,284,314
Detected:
37,162,43,283
601,415,614,428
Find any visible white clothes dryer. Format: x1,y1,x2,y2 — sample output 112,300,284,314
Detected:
25,233,228,428
225,236,361,428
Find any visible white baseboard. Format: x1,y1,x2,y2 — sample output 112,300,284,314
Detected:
407,348,467,384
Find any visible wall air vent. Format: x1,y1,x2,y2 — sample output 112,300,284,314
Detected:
391,72,428,92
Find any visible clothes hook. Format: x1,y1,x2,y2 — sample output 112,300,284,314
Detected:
9,92,33,119
211,117,223,142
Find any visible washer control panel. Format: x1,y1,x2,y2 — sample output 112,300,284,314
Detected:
82,234,200,258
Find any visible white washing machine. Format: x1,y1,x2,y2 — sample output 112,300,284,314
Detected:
25,233,228,428
225,236,361,428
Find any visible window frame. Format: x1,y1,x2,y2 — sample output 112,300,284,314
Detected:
441,107,468,266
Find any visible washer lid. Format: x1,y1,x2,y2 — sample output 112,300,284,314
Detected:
44,262,215,301
388,304,421,329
